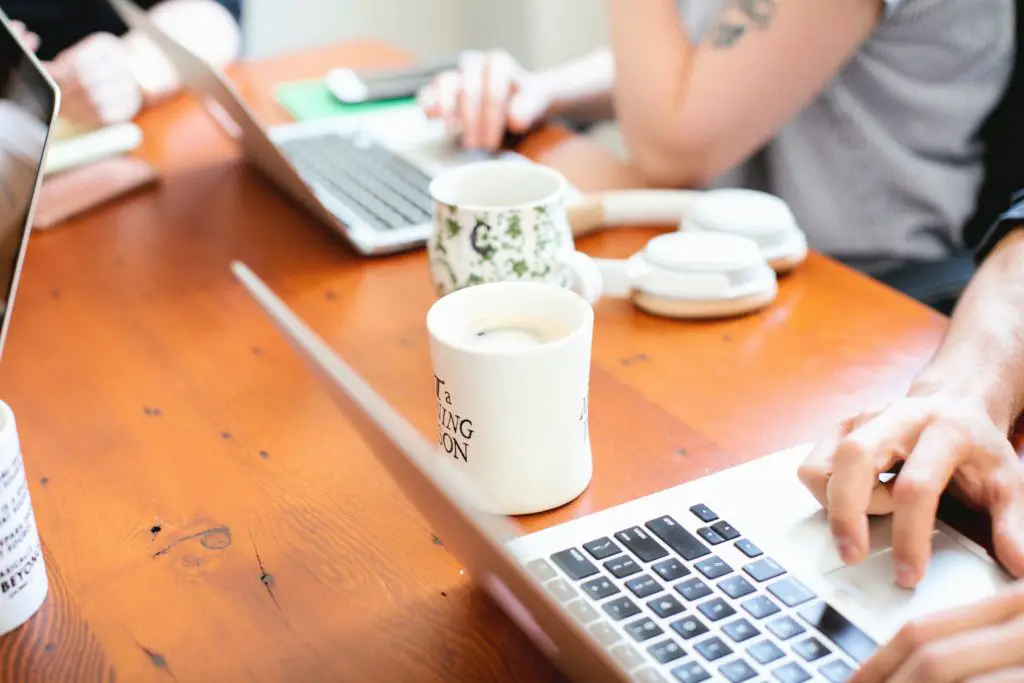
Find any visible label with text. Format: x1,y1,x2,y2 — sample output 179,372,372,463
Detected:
435,376,475,463
0,451,44,600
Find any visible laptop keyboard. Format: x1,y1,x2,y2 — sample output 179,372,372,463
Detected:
524,504,875,683
279,132,434,231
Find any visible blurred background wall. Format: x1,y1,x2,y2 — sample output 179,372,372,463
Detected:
242,0,609,70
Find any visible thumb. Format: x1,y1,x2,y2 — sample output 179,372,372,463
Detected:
990,478,1024,578
508,90,549,133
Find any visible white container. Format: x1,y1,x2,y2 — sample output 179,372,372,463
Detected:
0,401,47,636
427,281,594,516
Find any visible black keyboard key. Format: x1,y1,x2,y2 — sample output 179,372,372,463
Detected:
550,548,599,580
796,601,877,663
625,574,663,599
690,504,719,523
722,618,759,643
747,640,785,665
710,520,740,540
718,659,757,683
772,662,811,683
792,636,831,662
694,636,732,662
768,578,816,607
646,516,711,561
677,578,713,602
653,558,691,582
695,556,733,580
603,596,641,621
696,527,727,545
625,617,664,642
697,597,736,622
672,661,711,683
605,555,642,579
743,557,787,583
583,537,621,560
820,660,856,682
616,526,670,562
648,594,686,619
718,575,756,599
734,539,763,558
766,615,806,640
741,595,781,620
581,576,620,601
649,638,686,664
671,615,710,640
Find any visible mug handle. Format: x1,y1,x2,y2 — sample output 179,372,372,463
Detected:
563,251,603,304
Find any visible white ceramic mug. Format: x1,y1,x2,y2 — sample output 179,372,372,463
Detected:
427,160,602,303
0,401,48,635
426,281,594,515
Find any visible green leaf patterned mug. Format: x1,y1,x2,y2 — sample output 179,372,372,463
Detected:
427,160,602,302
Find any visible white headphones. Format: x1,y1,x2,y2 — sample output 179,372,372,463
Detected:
568,188,807,319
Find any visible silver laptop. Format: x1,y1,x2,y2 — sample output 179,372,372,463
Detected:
231,260,1013,683
109,0,516,257
0,11,60,358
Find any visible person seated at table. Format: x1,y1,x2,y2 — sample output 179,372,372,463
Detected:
798,194,1024,680
417,0,1014,284
6,0,242,129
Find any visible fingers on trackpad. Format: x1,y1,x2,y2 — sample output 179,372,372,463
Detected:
824,529,1011,638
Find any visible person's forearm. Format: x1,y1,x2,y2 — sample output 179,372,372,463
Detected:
530,48,615,122
912,229,1024,433
608,0,697,185
122,0,242,102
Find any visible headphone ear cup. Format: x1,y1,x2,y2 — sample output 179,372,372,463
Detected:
617,232,779,320
632,285,777,320
767,251,807,274
569,189,809,274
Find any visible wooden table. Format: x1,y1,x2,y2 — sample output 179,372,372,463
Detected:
0,43,949,682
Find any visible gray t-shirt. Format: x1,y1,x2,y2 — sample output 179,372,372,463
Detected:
678,0,1016,273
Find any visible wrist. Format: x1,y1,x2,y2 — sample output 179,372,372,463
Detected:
910,362,1021,433
528,48,615,118
522,69,559,117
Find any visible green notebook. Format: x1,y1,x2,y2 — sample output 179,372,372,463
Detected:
273,79,416,122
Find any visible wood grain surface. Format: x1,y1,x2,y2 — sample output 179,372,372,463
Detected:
0,42,949,681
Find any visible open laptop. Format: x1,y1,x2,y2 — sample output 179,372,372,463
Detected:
0,11,59,358
231,260,1013,683
109,0,521,257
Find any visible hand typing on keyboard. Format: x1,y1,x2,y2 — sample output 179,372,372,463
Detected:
48,33,144,127
417,50,552,152
797,392,1024,589
849,580,1024,683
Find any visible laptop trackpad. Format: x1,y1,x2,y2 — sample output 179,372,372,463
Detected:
824,529,1011,639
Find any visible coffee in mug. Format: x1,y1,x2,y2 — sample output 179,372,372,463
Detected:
427,281,594,515
427,160,602,303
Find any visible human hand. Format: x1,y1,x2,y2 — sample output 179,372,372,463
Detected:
798,390,1024,588
10,21,40,53
851,581,1024,682
417,50,551,151
48,33,143,127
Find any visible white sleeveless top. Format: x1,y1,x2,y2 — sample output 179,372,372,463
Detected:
676,0,1016,273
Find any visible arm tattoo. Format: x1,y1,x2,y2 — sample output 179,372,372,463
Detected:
711,0,778,48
